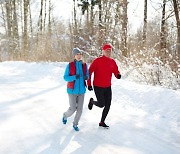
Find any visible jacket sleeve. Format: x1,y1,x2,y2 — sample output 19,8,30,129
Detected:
87,59,97,86
63,64,76,82
85,63,89,80
113,60,120,78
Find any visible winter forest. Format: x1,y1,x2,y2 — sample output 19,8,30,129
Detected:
0,0,179,90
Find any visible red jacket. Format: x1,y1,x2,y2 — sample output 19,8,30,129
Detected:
87,55,120,88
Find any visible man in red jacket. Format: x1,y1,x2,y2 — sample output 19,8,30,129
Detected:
87,43,121,128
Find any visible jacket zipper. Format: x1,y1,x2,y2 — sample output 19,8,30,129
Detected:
78,62,80,94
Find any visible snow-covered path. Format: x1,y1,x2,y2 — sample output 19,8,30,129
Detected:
0,61,180,154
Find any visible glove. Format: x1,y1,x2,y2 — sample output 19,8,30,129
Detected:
76,74,80,79
88,86,93,91
84,75,88,80
117,74,121,79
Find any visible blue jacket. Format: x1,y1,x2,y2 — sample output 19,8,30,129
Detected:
64,60,89,94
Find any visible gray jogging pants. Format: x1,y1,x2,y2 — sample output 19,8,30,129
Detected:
63,94,85,126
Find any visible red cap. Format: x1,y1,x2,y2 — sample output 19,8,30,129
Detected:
102,43,112,51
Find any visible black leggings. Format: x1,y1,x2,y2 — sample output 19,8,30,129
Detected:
93,86,112,123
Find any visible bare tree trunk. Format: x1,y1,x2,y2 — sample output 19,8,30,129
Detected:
5,1,14,59
172,0,180,62
12,0,19,43
44,0,47,32
142,0,147,48
12,0,19,59
121,0,128,56
98,0,103,48
73,0,77,31
20,0,24,37
85,2,89,26
103,0,108,24
37,0,44,45
1,3,7,36
90,1,94,36
114,1,121,50
98,0,102,24
73,0,78,46
23,0,28,59
39,0,43,33
48,0,52,36
104,0,111,31
12,0,19,38
0,2,7,60
160,0,166,61
5,1,12,38
29,1,33,34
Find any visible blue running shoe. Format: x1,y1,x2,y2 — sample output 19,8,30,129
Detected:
73,125,79,131
62,117,67,124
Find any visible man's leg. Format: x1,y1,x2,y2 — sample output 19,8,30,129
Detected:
100,87,112,123
93,86,106,107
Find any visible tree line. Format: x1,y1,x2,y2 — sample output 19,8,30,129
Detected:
0,0,179,89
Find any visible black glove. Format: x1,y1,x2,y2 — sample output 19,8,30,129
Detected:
88,86,93,91
117,74,121,79
84,75,88,80
76,74,80,79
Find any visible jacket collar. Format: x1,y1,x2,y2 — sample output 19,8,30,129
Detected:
74,59,82,63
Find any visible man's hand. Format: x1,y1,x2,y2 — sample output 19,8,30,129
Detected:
88,86,93,91
117,74,121,79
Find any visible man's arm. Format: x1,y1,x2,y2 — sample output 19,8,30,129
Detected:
113,60,121,79
87,59,97,89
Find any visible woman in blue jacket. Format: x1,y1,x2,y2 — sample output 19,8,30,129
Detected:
62,48,89,131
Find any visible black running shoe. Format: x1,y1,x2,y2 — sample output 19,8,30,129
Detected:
99,122,109,128
88,98,93,110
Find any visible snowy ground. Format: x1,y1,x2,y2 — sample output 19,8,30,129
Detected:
0,61,180,154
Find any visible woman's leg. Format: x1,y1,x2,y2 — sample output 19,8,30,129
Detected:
73,94,85,126
63,94,77,118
